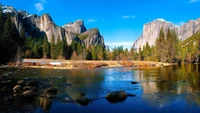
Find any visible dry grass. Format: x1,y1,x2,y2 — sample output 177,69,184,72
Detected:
16,59,175,70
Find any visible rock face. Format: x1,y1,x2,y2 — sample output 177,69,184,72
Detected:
3,5,104,47
133,18,200,51
62,20,86,34
179,18,200,41
79,28,105,47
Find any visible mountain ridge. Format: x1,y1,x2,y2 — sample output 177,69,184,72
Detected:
2,5,105,47
133,17,200,51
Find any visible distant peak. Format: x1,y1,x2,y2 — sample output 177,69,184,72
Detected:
2,5,17,13
155,18,166,21
76,19,84,22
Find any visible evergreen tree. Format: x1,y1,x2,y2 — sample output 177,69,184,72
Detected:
97,44,105,60
77,42,83,55
165,28,172,62
43,35,50,58
51,35,56,59
0,4,3,37
0,4,4,63
92,46,97,60
155,27,165,62
2,14,15,63
56,35,65,59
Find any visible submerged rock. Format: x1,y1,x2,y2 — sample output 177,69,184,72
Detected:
23,86,37,92
80,92,86,97
46,87,58,95
127,94,136,97
76,96,90,106
106,90,127,102
64,97,71,103
26,80,38,86
17,80,26,86
40,87,58,99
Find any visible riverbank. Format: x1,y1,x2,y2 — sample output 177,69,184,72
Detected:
0,59,177,70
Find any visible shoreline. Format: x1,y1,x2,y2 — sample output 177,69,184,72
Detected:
0,59,178,70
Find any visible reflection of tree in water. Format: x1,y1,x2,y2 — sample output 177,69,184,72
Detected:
39,97,52,111
135,64,200,106
64,70,105,100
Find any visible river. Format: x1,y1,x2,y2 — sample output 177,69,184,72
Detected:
1,64,200,113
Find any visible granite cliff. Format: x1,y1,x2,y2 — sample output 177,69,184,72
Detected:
133,18,200,51
3,5,104,47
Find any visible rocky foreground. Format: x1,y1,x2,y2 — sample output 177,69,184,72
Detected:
0,71,137,112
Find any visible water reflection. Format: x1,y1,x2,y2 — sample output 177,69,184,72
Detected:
39,97,52,111
135,64,200,108
2,64,200,112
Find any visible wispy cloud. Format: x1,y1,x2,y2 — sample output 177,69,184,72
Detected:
35,0,46,13
35,3,44,12
87,19,97,23
190,0,200,3
122,15,136,19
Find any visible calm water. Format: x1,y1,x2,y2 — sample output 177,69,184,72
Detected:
1,64,200,113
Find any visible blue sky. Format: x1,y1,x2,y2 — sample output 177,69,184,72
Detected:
1,0,200,49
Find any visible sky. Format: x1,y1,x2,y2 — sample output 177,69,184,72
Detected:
0,0,200,49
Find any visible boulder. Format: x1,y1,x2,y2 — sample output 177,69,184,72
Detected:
13,93,22,97
23,86,37,92
131,81,139,84
22,90,36,98
80,92,86,97
17,80,26,86
13,85,22,91
106,90,127,102
76,96,90,106
46,87,58,95
64,97,71,103
26,80,38,86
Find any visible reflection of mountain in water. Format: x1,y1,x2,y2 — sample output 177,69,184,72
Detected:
135,64,200,106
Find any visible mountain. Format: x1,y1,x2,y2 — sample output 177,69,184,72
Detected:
133,18,200,51
2,5,104,47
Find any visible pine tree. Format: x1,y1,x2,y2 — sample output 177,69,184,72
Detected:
43,35,50,58
165,28,172,62
92,46,97,60
0,4,3,37
0,4,4,63
170,30,179,63
56,35,65,59
2,14,14,63
155,27,165,62
51,35,56,59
